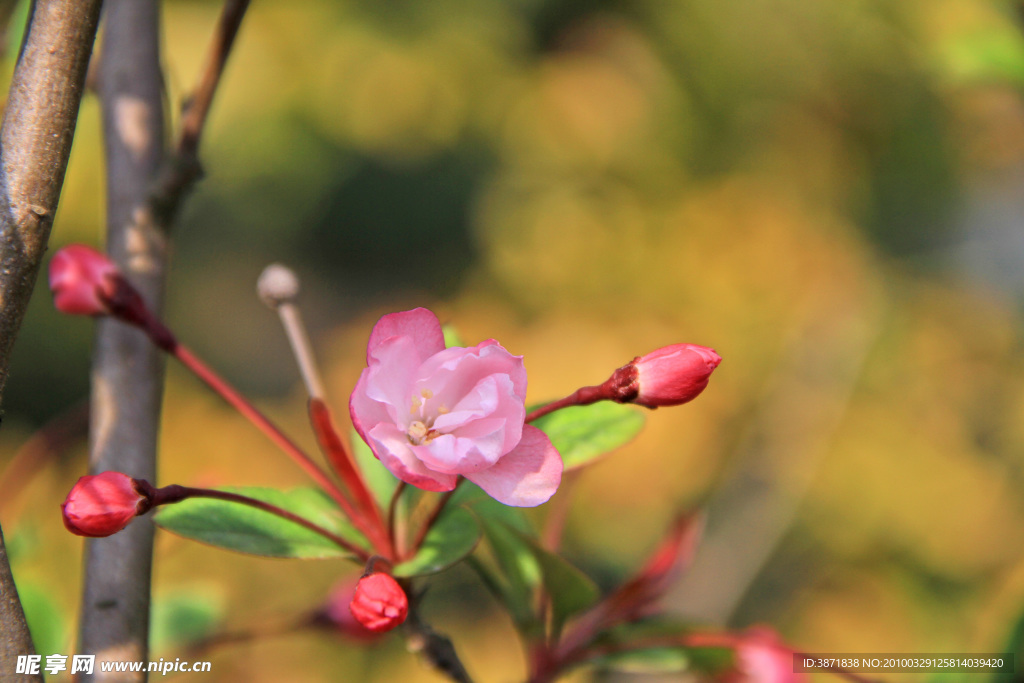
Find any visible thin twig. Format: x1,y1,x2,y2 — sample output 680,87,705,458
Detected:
149,0,251,224
186,613,311,657
178,0,250,155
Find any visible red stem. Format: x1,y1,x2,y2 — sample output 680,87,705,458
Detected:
170,343,392,557
308,398,385,534
526,362,641,423
525,385,608,423
151,483,369,559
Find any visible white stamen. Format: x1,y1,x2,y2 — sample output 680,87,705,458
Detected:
257,264,326,400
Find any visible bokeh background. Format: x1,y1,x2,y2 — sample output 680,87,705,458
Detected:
4,0,1024,680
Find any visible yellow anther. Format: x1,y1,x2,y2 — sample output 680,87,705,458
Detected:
408,421,428,443
421,388,434,399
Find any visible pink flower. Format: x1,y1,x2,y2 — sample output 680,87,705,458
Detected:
350,308,562,507
630,343,721,408
349,572,408,633
48,244,119,316
61,471,151,537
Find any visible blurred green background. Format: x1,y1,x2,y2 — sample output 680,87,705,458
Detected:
5,0,1024,680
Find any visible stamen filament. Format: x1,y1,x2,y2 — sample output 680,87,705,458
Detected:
257,263,327,400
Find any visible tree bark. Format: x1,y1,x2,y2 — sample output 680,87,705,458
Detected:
0,0,103,677
78,1,166,681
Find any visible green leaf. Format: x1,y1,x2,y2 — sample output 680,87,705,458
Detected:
449,480,531,532
991,603,1024,683
590,619,734,677
514,532,600,638
940,27,1024,87
351,428,401,506
531,402,645,470
442,323,465,348
5,524,39,564
18,581,67,657
596,615,693,641
926,674,977,683
480,518,542,590
151,588,224,650
5,0,31,66
393,506,481,577
154,487,365,559
588,644,732,676
591,647,693,674
477,517,543,632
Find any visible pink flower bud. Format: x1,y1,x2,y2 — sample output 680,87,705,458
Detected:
349,571,408,633
61,471,151,537
48,245,120,316
630,343,721,408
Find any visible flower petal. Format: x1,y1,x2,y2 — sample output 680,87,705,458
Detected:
466,425,562,507
361,335,425,426
349,369,392,443
413,418,508,474
366,423,458,492
418,340,526,404
420,344,526,453
367,308,445,364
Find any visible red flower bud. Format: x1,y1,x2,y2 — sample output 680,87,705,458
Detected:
630,343,721,408
48,245,177,350
61,472,151,537
349,571,408,633
48,245,119,317
319,577,385,641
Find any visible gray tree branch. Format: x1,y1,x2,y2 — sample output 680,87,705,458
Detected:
77,2,166,680
0,0,103,676
79,1,252,679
